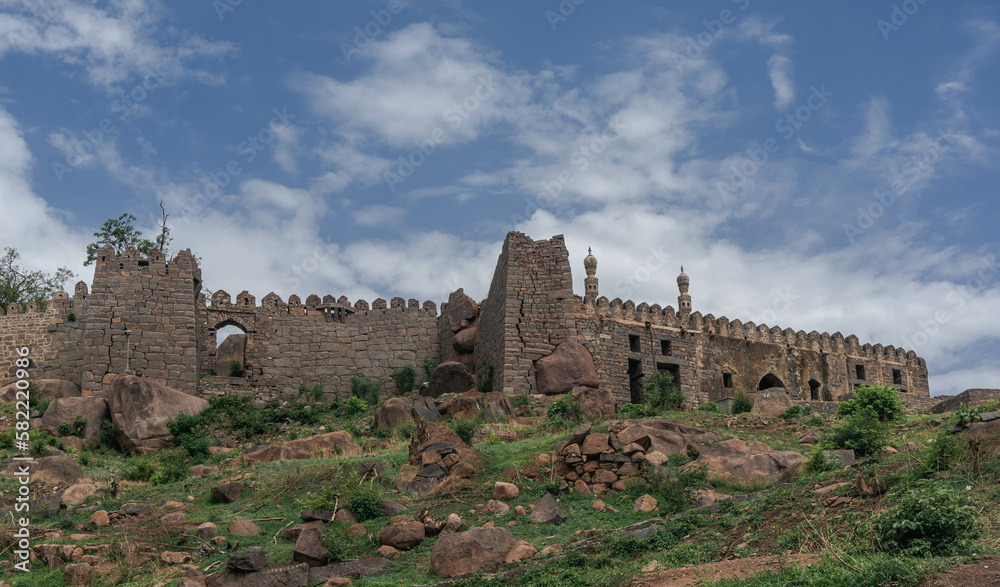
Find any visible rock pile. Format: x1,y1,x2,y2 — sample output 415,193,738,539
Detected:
397,422,481,494
551,423,642,494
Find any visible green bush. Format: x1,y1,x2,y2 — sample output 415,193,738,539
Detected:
298,383,325,402
33,396,51,416
619,403,655,419
476,364,494,394
73,415,87,437
396,421,414,441
837,384,903,422
300,464,385,523
450,418,478,444
874,479,979,557
166,411,211,458
421,357,439,382
697,402,720,413
150,449,190,485
781,405,804,419
323,523,372,563
391,365,417,395
67,311,76,321
99,420,116,450
510,394,530,408
825,405,889,457
642,371,684,411
350,373,383,406
547,394,582,422
58,423,73,437
343,396,367,417
372,426,392,440
806,414,823,427
0,430,13,449
123,456,156,481
803,446,835,473
348,490,385,522
731,391,754,414
925,431,959,472
228,360,245,377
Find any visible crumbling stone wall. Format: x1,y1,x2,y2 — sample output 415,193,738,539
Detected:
474,232,577,395
81,246,201,396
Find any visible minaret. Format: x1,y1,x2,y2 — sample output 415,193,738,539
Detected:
677,266,691,318
584,247,599,302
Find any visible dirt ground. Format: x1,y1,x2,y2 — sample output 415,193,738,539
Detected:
916,555,1000,586
634,553,822,586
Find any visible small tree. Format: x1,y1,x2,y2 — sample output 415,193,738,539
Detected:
0,248,74,312
85,213,156,266
391,365,417,395
731,390,754,414
837,384,903,422
642,371,685,411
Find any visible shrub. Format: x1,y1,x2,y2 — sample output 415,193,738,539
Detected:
324,523,371,563
642,371,684,411
0,430,13,449
450,418,478,444
806,414,823,427
826,405,888,457
33,396,51,416
342,396,367,417
150,449,189,485
391,365,417,395
421,357,438,382
123,456,156,481
731,391,754,415
781,405,803,419
803,446,835,473
228,360,244,377
300,464,385,523
547,394,582,422
396,421,414,441
67,311,76,321
837,384,903,422
372,426,392,440
874,479,979,557
476,364,494,394
348,490,385,522
298,383,324,402
925,431,959,472
350,373,383,406
99,420,116,450
58,423,73,437
510,394,530,408
619,403,655,419
697,402,720,413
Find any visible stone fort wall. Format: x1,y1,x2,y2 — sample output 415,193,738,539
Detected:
0,233,931,406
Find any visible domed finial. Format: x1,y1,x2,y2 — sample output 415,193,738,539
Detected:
583,247,599,299
677,265,691,317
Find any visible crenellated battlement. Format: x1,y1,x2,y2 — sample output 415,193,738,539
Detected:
206,289,439,318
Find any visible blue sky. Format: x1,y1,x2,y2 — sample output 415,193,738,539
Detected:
2,0,999,395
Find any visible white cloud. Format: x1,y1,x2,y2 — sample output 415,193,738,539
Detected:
767,54,795,110
353,205,405,227
0,0,237,92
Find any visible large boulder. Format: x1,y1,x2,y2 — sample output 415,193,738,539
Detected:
375,397,412,430
40,397,110,442
1,379,81,402
215,333,246,374
379,516,425,551
424,362,475,398
452,327,478,354
628,420,721,456
752,388,793,419
571,386,617,419
686,438,803,487
482,392,516,423
3,455,90,484
535,342,599,396
430,527,517,578
243,431,361,465
412,396,441,423
931,389,1000,414
108,375,209,454
445,289,479,333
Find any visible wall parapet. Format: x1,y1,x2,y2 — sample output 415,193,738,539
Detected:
207,289,439,318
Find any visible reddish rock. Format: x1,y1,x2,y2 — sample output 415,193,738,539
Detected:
243,431,361,464
294,529,328,567
379,516,425,551
40,397,109,442
424,362,476,398
484,500,510,515
445,289,479,333
504,540,538,563
571,386,617,419
107,375,209,454
493,482,519,501
529,493,565,525
534,342,599,396
375,397,412,430
580,434,610,455
64,563,94,586
634,495,658,512
430,527,516,578
3,455,90,485
452,327,478,354
211,482,243,504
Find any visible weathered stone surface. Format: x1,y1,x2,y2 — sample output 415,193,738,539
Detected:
210,563,310,587
505,540,538,563
120,503,150,516
40,397,109,442
375,397,411,430
634,495,658,512
377,545,399,559
243,431,361,465
64,563,94,586
446,290,479,333
228,516,262,536
751,388,793,419
108,375,209,454
617,425,651,449
306,559,389,584
411,396,441,423
281,521,323,541
931,389,1000,414
3,454,90,484
535,342,599,396
430,527,517,578
529,493,565,525
1,379,80,402
452,327,478,354
378,516,425,551
493,481,519,501
211,482,244,504
160,511,187,530
799,430,820,444
443,513,462,534
687,438,804,486
294,529,328,567
87,510,110,526
580,433,610,455
162,551,193,564
571,386,617,419
300,509,336,522
197,522,219,540
61,483,97,505
334,509,357,525
424,362,475,398
484,499,510,515
692,489,732,508
227,547,266,572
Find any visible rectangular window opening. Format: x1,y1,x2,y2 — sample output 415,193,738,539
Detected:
656,363,680,386
723,373,733,388
855,364,866,380
628,359,643,403
629,334,640,353
660,340,671,355
892,369,902,385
